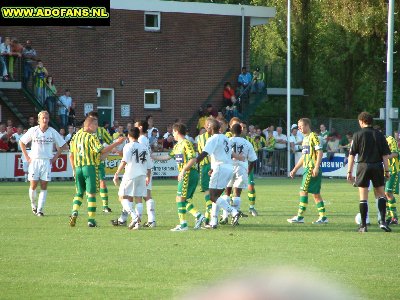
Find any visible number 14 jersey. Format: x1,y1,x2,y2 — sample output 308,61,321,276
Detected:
122,141,153,179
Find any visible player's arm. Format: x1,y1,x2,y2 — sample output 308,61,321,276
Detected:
196,151,209,164
290,155,304,178
101,136,126,155
232,151,245,162
19,141,31,163
346,154,355,182
383,155,390,179
312,149,323,177
178,157,197,181
69,152,75,178
113,160,127,186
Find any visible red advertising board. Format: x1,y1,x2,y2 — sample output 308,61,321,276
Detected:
14,154,68,177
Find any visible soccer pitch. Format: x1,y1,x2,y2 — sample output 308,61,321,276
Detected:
1,178,399,299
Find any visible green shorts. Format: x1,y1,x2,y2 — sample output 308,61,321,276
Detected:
199,163,211,192
177,169,199,200
300,167,322,194
385,172,399,194
75,165,99,195
98,162,106,181
248,169,255,186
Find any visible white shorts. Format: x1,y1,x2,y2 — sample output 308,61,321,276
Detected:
118,175,147,198
28,159,52,182
227,164,248,189
209,164,233,189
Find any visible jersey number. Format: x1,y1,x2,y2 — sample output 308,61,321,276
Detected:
77,144,84,157
232,143,244,154
223,140,229,153
133,149,147,164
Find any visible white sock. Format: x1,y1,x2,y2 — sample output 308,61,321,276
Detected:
232,197,241,210
216,197,238,217
210,202,219,226
37,190,47,213
29,188,37,209
146,198,156,222
136,202,144,220
121,199,131,214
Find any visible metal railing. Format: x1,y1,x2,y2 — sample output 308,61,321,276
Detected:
256,149,288,177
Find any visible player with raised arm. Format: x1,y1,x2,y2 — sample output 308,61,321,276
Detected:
220,123,257,225
112,127,152,230
287,118,328,224
196,118,247,229
69,117,125,227
19,111,67,216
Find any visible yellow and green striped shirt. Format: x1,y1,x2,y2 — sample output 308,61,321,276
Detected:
302,132,322,168
70,130,104,167
386,136,399,174
245,135,259,152
95,127,113,144
169,139,197,172
197,132,211,166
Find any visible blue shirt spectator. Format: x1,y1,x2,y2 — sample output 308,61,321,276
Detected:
238,67,252,87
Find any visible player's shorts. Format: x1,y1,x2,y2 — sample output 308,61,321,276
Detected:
300,167,322,194
209,164,234,190
199,163,211,192
98,162,106,181
177,169,199,199
385,172,399,194
355,162,384,188
227,164,248,189
248,169,255,186
28,158,52,181
118,175,147,197
75,165,99,195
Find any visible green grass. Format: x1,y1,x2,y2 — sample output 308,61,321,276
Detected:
0,178,399,299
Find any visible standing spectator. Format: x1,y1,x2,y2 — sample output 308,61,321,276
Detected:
58,89,72,129
251,67,265,94
44,75,57,115
0,37,11,81
22,40,37,85
68,101,76,127
318,124,329,151
0,135,9,152
59,128,66,140
347,112,391,232
8,38,23,81
274,127,287,150
109,120,119,136
113,125,125,140
206,104,218,118
65,125,75,143
149,128,159,146
146,115,159,139
197,109,208,133
223,82,237,107
237,67,252,96
27,116,36,128
33,60,48,104
8,136,18,152
289,124,303,170
326,133,340,161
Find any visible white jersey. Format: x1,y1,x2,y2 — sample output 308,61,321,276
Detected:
20,126,66,159
203,133,232,168
122,141,153,179
230,136,257,168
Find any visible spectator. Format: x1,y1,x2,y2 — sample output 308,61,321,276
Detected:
103,121,111,135
146,115,159,139
124,122,133,134
263,124,277,138
44,75,57,114
319,124,329,151
109,120,119,136
152,136,164,152
6,126,14,139
0,135,9,152
64,125,75,143
251,67,265,94
326,133,340,161
206,103,218,118
22,40,37,85
223,82,237,107
149,128,159,146
6,119,17,133
68,101,76,127
0,123,6,138
237,67,252,96
265,130,276,151
163,124,173,139
58,89,72,129
59,128,66,140
113,125,125,140
8,135,18,152
33,60,48,104
8,38,23,81
274,126,287,150
289,124,303,170
185,129,195,145
248,125,257,138
0,37,11,81
163,134,174,151
27,116,36,128
12,125,24,150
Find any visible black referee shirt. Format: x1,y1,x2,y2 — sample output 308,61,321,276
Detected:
350,127,390,163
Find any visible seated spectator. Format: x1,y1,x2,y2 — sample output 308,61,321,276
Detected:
223,82,237,107
326,133,340,161
65,125,75,143
0,123,6,138
206,104,218,118
109,120,119,136
12,125,24,150
113,125,125,139
22,40,37,84
6,119,17,133
6,126,14,139
33,60,48,105
0,135,9,152
163,134,174,151
9,38,23,81
339,132,353,163
0,37,11,81
146,115,159,139
152,136,164,152
44,75,57,114
68,100,76,127
163,124,173,139
251,67,265,94
27,116,36,128
274,127,287,150
237,67,252,96
149,128,159,146
8,136,18,152
185,129,195,145
124,122,133,135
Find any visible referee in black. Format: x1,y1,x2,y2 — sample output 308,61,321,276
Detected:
347,112,391,232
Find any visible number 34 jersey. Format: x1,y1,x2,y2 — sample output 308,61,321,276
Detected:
122,141,153,179
204,133,233,168
229,136,258,168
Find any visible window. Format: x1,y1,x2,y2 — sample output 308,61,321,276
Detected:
144,12,160,31
144,89,160,109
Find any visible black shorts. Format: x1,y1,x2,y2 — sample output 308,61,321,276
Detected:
355,162,384,188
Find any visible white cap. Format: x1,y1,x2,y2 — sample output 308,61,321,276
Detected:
291,124,298,130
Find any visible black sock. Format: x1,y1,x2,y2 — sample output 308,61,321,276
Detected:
377,197,387,224
359,200,368,227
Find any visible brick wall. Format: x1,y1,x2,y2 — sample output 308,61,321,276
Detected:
0,9,251,134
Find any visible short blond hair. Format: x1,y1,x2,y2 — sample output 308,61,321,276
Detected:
38,111,49,120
